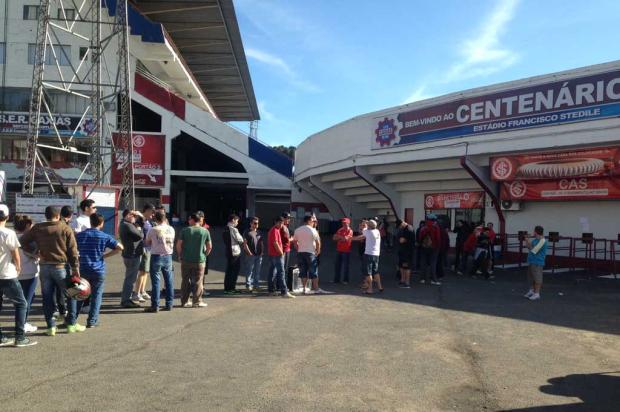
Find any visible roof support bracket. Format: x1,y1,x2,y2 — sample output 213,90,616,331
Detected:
354,166,401,220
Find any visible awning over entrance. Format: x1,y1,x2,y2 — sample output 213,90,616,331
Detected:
133,0,259,121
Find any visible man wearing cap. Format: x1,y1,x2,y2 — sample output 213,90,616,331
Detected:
333,217,353,284
0,204,37,347
418,213,441,285
20,206,82,335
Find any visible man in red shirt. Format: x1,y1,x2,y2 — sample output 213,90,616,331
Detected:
268,217,295,298
332,217,353,284
418,213,442,285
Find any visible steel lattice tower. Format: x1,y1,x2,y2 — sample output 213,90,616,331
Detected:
22,0,135,210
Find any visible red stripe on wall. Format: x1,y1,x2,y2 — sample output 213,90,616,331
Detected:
134,73,185,120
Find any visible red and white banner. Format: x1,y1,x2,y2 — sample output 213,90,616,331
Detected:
111,132,165,188
424,191,485,209
490,146,620,181
500,176,620,201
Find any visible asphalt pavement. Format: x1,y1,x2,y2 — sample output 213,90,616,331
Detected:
1,232,619,411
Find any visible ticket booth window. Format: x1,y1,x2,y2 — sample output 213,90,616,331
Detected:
455,208,484,226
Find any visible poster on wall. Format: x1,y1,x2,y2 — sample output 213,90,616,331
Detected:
500,177,620,201
372,69,620,149
490,147,620,181
15,194,77,223
111,132,165,187
424,191,485,209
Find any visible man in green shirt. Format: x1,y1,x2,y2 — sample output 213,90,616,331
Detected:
176,213,212,308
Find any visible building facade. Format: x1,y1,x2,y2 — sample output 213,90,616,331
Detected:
0,0,292,225
294,61,620,240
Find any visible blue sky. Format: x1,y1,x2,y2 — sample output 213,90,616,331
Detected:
232,0,620,147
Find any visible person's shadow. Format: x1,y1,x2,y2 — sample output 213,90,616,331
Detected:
502,372,620,411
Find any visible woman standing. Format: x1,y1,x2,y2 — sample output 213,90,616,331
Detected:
14,215,39,333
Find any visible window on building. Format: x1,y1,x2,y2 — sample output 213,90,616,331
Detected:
58,8,76,20
23,5,40,20
79,47,88,61
28,44,71,66
0,88,31,111
0,43,5,64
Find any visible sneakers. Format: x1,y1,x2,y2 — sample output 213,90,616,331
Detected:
46,327,57,336
122,301,141,308
144,307,159,313
86,324,97,329
14,337,38,347
161,306,172,312
282,292,296,299
141,292,151,300
456,271,464,276
66,323,86,333
430,281,442,286
528,293,541,301
398,282,411,289
313,288,327,294
419,280,426,284
0,336,14,347
342,281,349,285
193,302,208,308
223,290,235,295
524,290,534,298
24,323,38,333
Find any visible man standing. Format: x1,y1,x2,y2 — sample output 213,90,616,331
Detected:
352,219,382,294
119,209,143,308
333,218,353,284
294,215,321,294
222,214,244,295
243,217,264,292
280,212,292,271
133,203,155,302
487,222,497,275
20,206,81,336
395,219,415,288
71,199,96,234
267,217,295,298
0,204,37,347
418,213,441,285
76,214,123,327
524,226,548,301
144,210,176,312
176,213,211,308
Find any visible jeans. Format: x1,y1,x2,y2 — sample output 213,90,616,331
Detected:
245,255,263,288
150,254,174,309
40,264,77,328
0,278,27,340
420,249,439,282
224,255,241,291
77,272,105,326
180,262,205,305
268,255,287,294
121,256,141,304
18,277,38,321
334,252,350,283
298,252,318,279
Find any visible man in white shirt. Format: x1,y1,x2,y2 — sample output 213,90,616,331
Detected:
353,219,383,294
293,215,321,294
143,210,176,312
71,198,97,234
0,204,37,347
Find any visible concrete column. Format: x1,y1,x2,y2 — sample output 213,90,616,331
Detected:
246,188,256,218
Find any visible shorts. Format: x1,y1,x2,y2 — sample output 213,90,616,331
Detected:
398,253,413,269
364,254,379,276
297,252,318,279
139,250,151,272
527,264,543,284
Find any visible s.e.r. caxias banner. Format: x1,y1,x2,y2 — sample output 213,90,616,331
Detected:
373,69,620,149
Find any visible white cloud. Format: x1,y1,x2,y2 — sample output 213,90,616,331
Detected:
402,85,436,104
245,47,320,93
444,0,520,82
257,100,275,121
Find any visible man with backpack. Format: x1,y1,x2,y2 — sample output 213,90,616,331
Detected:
418,213,441,285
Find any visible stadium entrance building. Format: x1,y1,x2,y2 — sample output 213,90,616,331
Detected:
0,0,292,225
293,61,620,240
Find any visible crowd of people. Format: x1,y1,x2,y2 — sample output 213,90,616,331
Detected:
0,199,548,348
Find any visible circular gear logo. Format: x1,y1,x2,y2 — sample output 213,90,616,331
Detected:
424,195,434,208
375,118,398,147
133,134,146,148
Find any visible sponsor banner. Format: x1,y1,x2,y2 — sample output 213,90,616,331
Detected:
0,112,95,137
424,191,485,209
500,177,620,201
111,132,165,187
16,194,77,223
490,146,620,181
373,69,620,149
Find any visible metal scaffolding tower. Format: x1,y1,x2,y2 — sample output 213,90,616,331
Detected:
22,0,135,209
